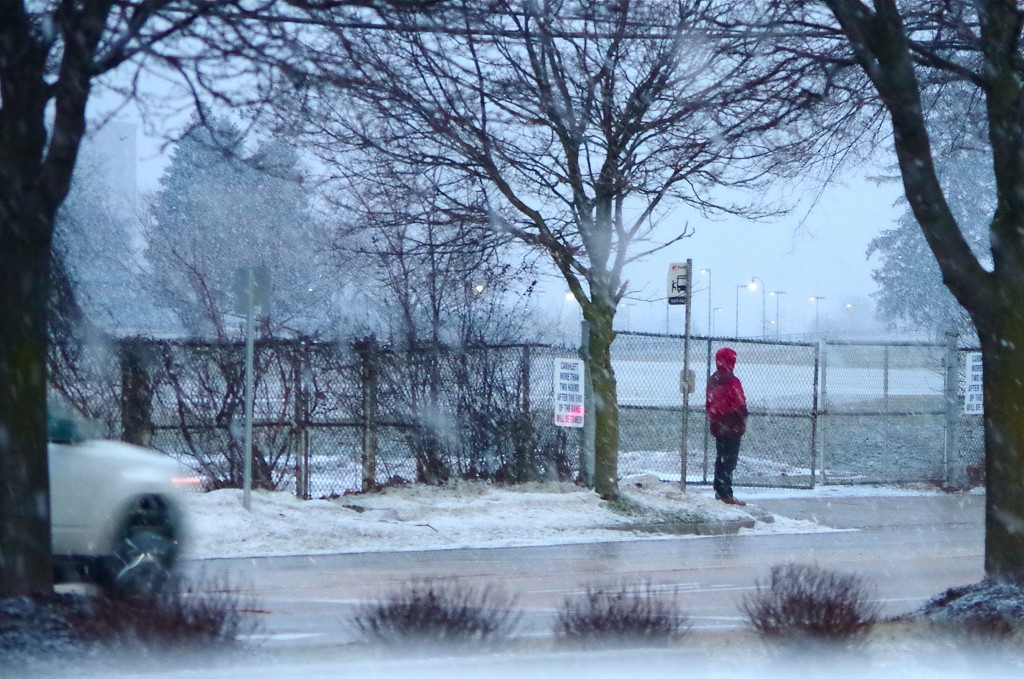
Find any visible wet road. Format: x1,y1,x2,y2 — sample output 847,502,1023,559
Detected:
189,493,984,646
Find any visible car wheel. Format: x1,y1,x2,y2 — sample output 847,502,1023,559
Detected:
98,494,181,596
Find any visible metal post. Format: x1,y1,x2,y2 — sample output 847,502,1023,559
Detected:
522,345,531,417
810,342,820,489
817,338,828,485
359,337,379,493
242,269,255,511
943,332,963,487
700,268,711,339
681,259,693,492
703,335,713,483
294,341,311,500
883,344,891,455
750,277,766,337
735,285,744,337
761,286,766,337
771,291,786,337
520,345,532,482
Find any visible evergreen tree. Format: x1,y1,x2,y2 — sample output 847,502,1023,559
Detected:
144,114,329,338
868,147,991,339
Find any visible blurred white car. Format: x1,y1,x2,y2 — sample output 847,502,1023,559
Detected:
47,405,190,591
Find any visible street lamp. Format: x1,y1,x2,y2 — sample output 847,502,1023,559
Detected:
700,268,711,338
770,290,787,337
749,277,767,337
712,307,724,336
809,295,826,335
735,284,747,337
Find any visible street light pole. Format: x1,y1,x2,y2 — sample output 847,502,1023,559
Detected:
810,295,826,335
770,290,787,337
712,307,723,336
700,268,711,338
735,284,746,337
749,277,766,337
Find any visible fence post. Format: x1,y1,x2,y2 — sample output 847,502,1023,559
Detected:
355,336,379,492
522,345,531,417
294,340,311,500
519,344,532,481
703,336,713,483
883,344,891,454
120,339,154,447
943,332,964,488
813,339,827,487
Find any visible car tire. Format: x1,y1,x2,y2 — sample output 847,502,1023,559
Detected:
97,494,181,596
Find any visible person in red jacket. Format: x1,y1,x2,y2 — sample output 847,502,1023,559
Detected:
705,347,748,505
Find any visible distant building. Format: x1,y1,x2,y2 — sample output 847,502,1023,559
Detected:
65,121,184,338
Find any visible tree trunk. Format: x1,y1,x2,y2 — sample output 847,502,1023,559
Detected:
587,303,619,500
979,314,1024,585
0,217,54,597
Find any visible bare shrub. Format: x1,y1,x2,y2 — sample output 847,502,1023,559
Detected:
353,579,520,649
555,581,690,647
72,574,257,650
741,564,879,647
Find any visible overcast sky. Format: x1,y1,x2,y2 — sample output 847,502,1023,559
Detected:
539,165,905,340
99,107,905,342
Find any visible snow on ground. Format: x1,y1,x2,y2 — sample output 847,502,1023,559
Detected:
181,476,958,561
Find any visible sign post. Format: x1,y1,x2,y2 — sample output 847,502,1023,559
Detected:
668,260,693,491
234,266,271,511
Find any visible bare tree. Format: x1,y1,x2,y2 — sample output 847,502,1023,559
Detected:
332,166,535,481
260,0,817,498
754,1,1024,583
336,166,531,346
0,0,226,598
0,0,436,597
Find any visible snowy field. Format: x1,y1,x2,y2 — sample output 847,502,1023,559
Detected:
540,356,946,410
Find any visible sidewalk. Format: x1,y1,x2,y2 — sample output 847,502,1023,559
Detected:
748,489,985,530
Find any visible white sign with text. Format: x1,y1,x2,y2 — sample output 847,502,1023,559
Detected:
554,358,585,428
965,352,983,414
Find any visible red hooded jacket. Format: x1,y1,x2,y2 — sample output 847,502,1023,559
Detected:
706,347,748,437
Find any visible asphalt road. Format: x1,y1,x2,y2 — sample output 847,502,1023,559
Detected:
189,492,985,647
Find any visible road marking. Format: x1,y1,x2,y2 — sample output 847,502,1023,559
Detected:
240,632,328,642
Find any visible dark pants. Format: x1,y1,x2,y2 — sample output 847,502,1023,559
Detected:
713,436,742,499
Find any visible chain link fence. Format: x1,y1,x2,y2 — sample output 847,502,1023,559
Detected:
613,332,819,489
819,340,946,484
297,341,583,498
51,337,585,498
613,331,984,489
49,330,985,497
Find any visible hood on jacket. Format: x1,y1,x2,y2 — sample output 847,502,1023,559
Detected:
715,347,737,372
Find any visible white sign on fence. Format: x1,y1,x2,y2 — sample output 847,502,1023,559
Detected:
554,358,585,428
964,352,983,414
